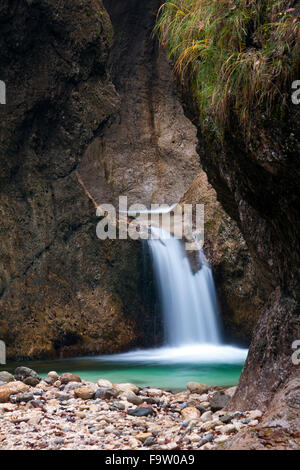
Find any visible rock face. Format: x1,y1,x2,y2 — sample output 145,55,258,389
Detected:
79,0,201,207
0,0,257,359
0,0,160,359
0,0,269,359
182,99,300,410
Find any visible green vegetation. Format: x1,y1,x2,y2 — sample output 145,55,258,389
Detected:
155,0,300,132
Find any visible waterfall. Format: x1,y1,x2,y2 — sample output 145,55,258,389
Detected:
148,227,221,347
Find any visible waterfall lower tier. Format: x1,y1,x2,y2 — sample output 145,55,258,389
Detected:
147,227,221,347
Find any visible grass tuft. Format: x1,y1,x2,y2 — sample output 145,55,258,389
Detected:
154,0,300,132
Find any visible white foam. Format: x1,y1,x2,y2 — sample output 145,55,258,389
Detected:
96,344,248,365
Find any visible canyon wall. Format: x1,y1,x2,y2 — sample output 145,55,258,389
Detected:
0,0,262,359
181,93,300,411
0,0,159,359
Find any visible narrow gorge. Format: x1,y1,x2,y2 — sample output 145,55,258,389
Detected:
0,0,299,452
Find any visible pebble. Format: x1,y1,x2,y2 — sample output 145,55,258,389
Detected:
187,382,208,394
60,373,81,385
248,410,263,420
136,432,152,442
181,407,200,421
97,379,113,389
200,410,213,422
0,371,272,450
128,407,155,417
74,387,95,400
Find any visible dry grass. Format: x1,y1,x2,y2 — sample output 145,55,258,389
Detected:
155,0,300,133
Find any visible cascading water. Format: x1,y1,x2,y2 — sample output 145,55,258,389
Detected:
148,227,221,347
87,212,248,389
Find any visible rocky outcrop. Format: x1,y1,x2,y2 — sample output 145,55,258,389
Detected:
181,99,300,412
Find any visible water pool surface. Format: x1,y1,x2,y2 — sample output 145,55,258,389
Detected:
4,344,247,391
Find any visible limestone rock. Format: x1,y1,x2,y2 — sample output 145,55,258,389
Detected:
209,391,230,411
97,379,113,389
74,387,95,400
60,373,81,385
0,372,14,384
136,433,152,443
187,382,208,394
0,381,30,403
181,407,200,421
115,383,139,395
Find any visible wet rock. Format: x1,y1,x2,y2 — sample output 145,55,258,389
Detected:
64,382,84,393
181,407,200,421
209,391,230,411
128,407,155,417
187,382,208,394
74,387,95,400
142,397,158,405
48,371,59,380
0,372,15,384
60,373,81,385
